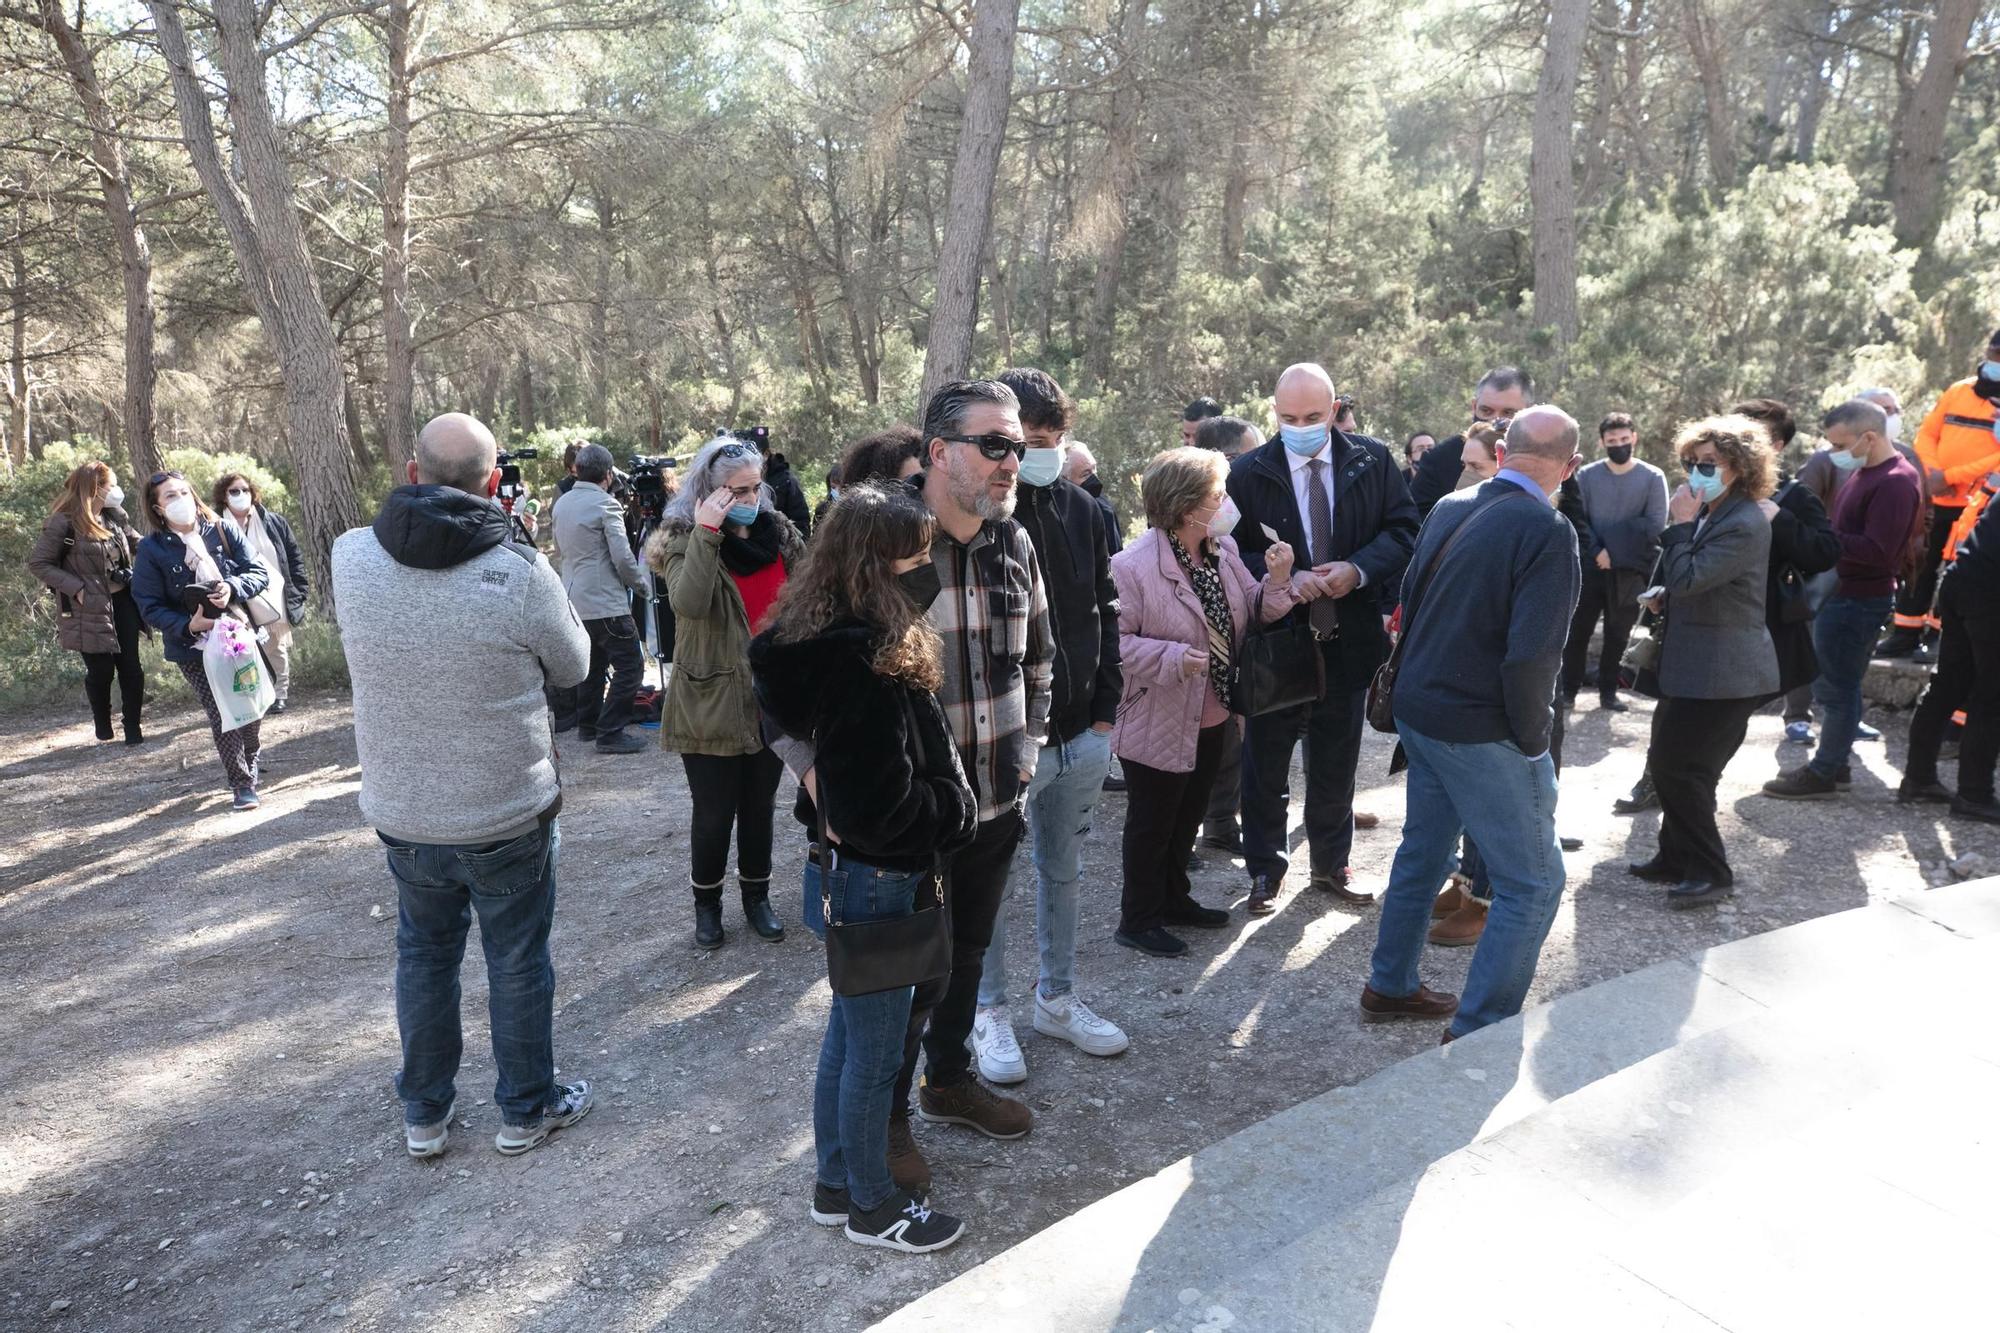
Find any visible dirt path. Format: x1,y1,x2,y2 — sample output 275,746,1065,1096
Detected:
3,690,1991,1331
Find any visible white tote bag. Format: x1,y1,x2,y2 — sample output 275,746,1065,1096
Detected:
201,616,276,732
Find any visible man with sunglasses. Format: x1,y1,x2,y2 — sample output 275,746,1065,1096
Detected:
1226,363,1420,913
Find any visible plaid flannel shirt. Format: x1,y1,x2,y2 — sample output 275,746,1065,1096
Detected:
929,517,1054,823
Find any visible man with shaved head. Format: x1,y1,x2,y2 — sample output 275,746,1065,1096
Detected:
1225,362,1419,915
1363,406,1583,1039
334,411,595,1161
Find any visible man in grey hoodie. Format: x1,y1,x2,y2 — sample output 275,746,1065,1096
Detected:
333,412,594,1161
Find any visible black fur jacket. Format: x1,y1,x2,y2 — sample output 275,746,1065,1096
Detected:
750,618,977,872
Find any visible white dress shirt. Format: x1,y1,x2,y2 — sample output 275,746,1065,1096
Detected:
1285,436,1366,584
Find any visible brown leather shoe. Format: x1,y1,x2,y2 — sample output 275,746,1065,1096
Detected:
1359,984,1459,1023
1431,874,1471,919
1314,866,1375,904
917,1075,1033,1140
887,1112,931,1194
1354,810,1381,830
1427,898,1488,948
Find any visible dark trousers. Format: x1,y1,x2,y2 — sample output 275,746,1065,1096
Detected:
1202,715,1243,838
80,588,145,738
1644,694,1760,885
1892,502,1955,628
578,613,643,735
1562,568,1642,700
1907,571,2000,803
1242,647,1367,881
1122,722,1229,933
680,748,784,888
896,810,1024,1104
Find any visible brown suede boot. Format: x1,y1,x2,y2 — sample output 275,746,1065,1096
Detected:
1428,897,1489,948
887,1112,931,1194
1431,873,1472,919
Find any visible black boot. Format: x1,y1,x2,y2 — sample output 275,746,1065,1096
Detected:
693,883,726,950
1613,771,1658,815
123,722,145,746
741,877,785,942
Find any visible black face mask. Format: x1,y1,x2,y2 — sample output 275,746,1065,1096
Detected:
1605,445,1633,466
897,561,942,611
1079,471,1104,498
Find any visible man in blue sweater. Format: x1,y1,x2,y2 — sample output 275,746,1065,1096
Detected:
1362,406,1584,1040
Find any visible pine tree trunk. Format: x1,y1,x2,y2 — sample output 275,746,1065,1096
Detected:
1887,0,1979,248
37,0,160,483
1532,0,1589,362
380,0,417,471
919,0,1021,406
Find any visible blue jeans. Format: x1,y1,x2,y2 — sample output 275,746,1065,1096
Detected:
1810,594,1893,779
1369,725,1564,1038
804,855,926,1212
385,820,560,1127
979,727,1113,1008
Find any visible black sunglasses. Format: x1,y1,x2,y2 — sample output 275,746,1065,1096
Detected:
1686,460,1719,477
940,433,1027,462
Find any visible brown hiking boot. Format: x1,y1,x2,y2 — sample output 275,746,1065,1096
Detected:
1358,984,1459,1023
1354,810,1381,830
917,1075,1033,1140
1431,873,1472,919
1428,898,1488,948
886,1112,931,1194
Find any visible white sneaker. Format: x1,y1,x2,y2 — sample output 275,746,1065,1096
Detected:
1033,993,1130,1057
972,1008,1028,1084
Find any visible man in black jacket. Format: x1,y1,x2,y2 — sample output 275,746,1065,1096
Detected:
969,368,1129,1083
1408,366,1537,518
1227,363,1420,913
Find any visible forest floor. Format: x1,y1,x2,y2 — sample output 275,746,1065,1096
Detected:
3,682,1993,1332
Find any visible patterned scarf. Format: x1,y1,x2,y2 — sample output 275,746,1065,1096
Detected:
1168,532,1233,707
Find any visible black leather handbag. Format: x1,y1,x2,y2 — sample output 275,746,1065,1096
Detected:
1229,585,1326,717
813,701,954,998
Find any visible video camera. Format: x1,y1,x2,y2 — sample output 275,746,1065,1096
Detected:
494,446,540,514
628,454,678,521
723,425,770,452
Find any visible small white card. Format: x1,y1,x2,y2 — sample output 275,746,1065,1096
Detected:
1260,523,1281,543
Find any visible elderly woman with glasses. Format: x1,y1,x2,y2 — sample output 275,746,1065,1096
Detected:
1628,416,1780,907
648,436,808,949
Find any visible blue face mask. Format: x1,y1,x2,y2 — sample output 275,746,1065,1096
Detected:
1280,421,1329,456
1980,360,2000,382
1017,447,1065,487
727,502,760,527
1686,468,1726,502
1828,446,1867,472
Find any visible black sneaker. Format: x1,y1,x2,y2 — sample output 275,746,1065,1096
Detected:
843,1190,965,1254
1114,925,1188,957
1761,767,1838,800
810,1181,850,1227
1162,901,1230,929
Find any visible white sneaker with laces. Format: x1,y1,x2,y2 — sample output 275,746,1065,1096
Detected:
405,1098,454,1159
1033,992,1130,1057
972,1007,1027,1084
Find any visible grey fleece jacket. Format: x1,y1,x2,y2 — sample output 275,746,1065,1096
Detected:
333,486,590,844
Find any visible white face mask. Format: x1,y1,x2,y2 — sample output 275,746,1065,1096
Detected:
1884,412,1903,441
163,495,198,528
227,492,253,515
104,485,124,508
1207,495,1241,538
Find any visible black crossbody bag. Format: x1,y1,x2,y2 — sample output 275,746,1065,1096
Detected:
814,692,954,998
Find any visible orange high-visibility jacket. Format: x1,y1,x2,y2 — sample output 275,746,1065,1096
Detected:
1913,380,2000,506
1946,475,1997,562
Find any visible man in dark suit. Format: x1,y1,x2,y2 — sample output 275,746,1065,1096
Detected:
1226,363,1420,914
1408,366,1537,518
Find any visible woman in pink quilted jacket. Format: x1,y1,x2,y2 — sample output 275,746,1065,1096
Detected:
1110,447,1296,957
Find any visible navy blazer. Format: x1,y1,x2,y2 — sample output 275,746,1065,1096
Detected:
1225,429,1420,680
132,520,271,665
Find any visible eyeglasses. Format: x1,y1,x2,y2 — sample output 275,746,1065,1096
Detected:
939,433,1027,462
717,442,760,461
1686,460,1719,477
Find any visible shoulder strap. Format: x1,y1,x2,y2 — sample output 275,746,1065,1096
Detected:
1387,488,1532,669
